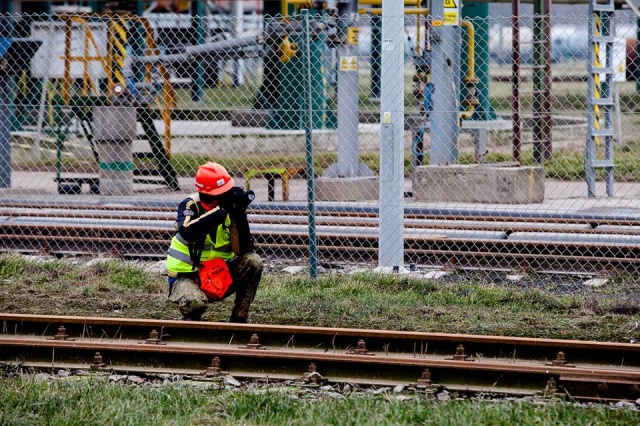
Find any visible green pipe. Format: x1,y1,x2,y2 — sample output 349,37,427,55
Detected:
461,2,496,121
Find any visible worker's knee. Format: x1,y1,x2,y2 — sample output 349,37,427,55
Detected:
236,252,263,275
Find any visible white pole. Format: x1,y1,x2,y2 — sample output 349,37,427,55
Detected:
378,0,405,270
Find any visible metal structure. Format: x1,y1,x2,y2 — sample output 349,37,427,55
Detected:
586,0,616,198
0,4,638,277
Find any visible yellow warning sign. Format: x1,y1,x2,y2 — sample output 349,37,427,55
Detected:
347,27,359,45
444,11,459,26
339,56,358,72
444,0,457,8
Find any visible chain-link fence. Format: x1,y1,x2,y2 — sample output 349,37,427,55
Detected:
0,6,639,275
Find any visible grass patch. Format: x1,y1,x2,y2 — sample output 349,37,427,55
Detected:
0,377,638,426
2,254,639,342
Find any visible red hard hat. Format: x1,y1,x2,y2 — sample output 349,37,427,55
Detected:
194,162,235,195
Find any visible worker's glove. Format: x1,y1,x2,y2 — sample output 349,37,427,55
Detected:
220,186,255,214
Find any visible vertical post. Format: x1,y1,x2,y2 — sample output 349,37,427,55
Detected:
512,0,521,163
370,13,381,101
191,0,205,102
636,17,640,94
532,0,552,163
301,10,318,279
336,4,360,177
231,0,244,86
0,3,12,187
379,0,404,270
429,0,461,165
0,73,10,188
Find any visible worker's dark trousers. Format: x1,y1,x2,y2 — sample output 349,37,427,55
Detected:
167,252,263,322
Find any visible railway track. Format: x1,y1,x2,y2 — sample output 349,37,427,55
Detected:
1,202,639,273
1,314,639,401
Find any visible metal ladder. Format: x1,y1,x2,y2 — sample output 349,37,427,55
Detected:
586,0,616,197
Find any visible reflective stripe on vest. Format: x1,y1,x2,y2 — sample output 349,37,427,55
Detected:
165,216,234,274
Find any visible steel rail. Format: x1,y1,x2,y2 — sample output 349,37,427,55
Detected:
1,314,639,400
3,207,640,236
2,200,640,226
1,222,639,274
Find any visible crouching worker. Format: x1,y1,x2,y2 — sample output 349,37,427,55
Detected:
165,162,263,322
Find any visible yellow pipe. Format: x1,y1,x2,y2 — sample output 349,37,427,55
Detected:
282,0,312,17
460,20,476,83
459,21,479,121
359,7,429,15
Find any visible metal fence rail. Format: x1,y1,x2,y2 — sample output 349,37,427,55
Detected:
0,7,638,275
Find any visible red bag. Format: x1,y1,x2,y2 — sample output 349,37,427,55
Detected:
198,258,233,300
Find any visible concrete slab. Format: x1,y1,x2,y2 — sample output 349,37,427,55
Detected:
413,165,546,204
315,176,379,202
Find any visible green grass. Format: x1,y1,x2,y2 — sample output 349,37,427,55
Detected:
165,140,640,182
1,255,640,423
0,377,638,426
1,254,639,342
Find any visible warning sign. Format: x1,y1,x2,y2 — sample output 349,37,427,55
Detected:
347,27,359,45
443,0,460,26
339,56,358,72
444,11,458,26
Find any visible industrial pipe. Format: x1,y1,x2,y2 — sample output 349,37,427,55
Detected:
460,20,476,82
459,20,479,120
359,8,429,15
135,35,263,64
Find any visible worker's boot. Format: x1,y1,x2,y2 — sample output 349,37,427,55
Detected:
228,253,263,323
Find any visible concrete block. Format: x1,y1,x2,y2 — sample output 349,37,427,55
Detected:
413,165,545,204
316,176,379,201
97,140,133,196
93,106,137,141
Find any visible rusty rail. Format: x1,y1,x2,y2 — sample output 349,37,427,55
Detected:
1,314,639,400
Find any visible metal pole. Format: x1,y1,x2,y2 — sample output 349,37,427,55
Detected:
512,0,521,163
532,0,552,163
191,0,205,102
0,73,10,188
378,0,404,270
231,0,245,86
301,9,318,279
370,13,382,101
0,5,12,188
429,0,461,165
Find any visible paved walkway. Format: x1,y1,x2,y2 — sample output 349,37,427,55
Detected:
2,171,639,219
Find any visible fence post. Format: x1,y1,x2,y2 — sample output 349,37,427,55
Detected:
379,0,405,270
301,9,318,279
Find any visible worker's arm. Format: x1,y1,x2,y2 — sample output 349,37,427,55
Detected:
176,198,227,243
229,212,254,256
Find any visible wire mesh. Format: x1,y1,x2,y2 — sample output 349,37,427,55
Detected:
0,6,638,275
